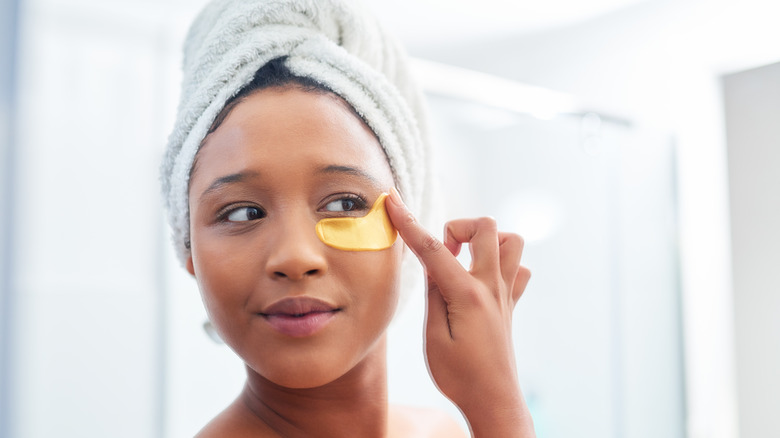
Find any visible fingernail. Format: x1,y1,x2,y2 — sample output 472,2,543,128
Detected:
389,187,405,208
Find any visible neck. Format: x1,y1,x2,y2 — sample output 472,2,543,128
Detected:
239,336,390,438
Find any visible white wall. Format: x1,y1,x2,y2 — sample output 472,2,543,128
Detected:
9,1,195,436
724,61,780,438
1,0,21,435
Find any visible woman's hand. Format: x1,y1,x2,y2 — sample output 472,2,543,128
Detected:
386,188,535,438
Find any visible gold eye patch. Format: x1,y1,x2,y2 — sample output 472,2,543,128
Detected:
316,193,397,251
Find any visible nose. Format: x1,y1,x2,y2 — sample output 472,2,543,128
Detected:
264,214,328,281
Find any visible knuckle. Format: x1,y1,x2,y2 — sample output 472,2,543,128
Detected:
461,279,502,308
443,220,460,238
475,216,498,231
509,233,525,248
400,211,418,228
421,233,444,253
520,266,532,282
500,232,525,251
460,286,486,307
488,277,504,295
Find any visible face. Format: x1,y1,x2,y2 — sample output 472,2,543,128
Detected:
187,87,403,389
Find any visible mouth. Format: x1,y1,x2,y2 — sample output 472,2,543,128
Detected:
259,297,341,337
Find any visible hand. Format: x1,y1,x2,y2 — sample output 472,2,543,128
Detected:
385,189,535,437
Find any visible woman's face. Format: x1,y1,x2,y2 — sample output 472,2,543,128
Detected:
186,87,403,388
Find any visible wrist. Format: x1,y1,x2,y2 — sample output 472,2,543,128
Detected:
459,389,536,438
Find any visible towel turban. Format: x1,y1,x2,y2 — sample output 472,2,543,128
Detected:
161,0,433,266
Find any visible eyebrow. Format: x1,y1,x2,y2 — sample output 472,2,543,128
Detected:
200,170,260,200
318,165,379,185
199,165,378,200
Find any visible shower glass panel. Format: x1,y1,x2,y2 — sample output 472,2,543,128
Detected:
427,94,685,438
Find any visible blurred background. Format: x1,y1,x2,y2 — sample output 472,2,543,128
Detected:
1,0,778,437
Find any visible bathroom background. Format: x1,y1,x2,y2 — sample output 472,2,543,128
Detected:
1,0,778,437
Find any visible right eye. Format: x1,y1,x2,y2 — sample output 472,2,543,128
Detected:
226,206,265,222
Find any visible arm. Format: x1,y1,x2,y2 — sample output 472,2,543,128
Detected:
386,188,535,438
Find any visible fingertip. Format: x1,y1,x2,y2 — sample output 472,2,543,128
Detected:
512,265,532,303
443,223,461,256
444,240,461,257
388,187,405,209
386,188,417,233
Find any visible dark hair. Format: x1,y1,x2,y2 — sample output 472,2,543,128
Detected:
205,56,333,136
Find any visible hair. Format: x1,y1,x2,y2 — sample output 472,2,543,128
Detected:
205,56,333,137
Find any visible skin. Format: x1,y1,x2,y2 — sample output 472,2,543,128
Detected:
186,86,534,437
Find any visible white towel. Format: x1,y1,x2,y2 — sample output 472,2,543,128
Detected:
161,0,433,266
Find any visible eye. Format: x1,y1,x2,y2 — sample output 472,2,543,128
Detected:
323,196,367,213
226,206,265,222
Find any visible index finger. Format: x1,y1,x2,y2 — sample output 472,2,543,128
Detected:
385,188,465,284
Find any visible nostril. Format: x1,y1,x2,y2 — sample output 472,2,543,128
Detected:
272,269,319,279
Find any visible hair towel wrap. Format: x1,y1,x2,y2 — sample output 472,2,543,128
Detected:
160,0,432,265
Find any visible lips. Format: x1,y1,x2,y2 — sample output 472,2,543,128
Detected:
259,297,340,337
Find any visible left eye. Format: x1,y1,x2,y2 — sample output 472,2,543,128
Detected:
324,198,361,212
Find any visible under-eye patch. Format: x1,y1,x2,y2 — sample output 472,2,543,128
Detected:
316,193,397,251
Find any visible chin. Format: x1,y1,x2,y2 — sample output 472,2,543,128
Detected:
242,330,389,390
248,351,360,389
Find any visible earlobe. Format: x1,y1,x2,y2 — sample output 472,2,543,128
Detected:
186,256,196,277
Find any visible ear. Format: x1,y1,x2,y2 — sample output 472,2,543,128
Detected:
186,255,196,277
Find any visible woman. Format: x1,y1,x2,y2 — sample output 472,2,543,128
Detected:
161,1,534,436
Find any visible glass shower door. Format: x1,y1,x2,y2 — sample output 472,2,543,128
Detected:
428,95,685,438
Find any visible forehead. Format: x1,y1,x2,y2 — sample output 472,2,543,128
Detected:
190,87,394,192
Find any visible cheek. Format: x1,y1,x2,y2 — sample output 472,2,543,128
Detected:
338,243,404,325
189,235,260,343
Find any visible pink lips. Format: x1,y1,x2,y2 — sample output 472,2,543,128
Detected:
260,297,340,337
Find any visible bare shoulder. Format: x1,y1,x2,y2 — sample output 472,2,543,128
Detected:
389,404,468,438
195,399,276,438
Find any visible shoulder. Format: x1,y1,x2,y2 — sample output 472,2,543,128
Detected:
195,399,276,438
389,404,468,438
